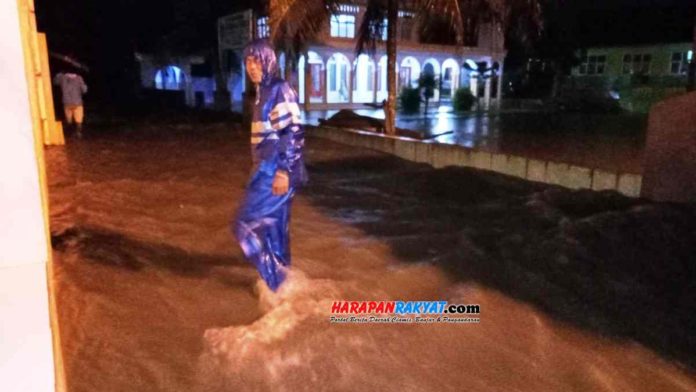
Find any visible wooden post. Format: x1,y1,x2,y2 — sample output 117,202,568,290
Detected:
687,14,695,91
385,0,398,135
14,0,66,390
38,33,64,145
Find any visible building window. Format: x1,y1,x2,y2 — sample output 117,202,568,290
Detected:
257,17,270,39
328,63,337,91
330,14,355,38
155,66,185,90
377,63,382,91
622,53,651,75
578,54,606,75
671,51,692,75
338,4,359,13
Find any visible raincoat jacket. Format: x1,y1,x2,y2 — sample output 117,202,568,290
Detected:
233,39,308,291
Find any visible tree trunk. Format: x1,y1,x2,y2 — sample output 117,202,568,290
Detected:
385,0,398,135
688,14,696,92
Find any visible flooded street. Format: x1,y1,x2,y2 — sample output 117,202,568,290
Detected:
45,121,694,391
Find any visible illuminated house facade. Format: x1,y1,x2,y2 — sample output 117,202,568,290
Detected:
570,42,693,89
228,4,506,109
136,53,218,108
136,4,507,110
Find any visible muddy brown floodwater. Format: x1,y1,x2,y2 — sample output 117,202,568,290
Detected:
46,121,695,391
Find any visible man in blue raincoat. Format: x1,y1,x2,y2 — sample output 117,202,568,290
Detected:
233,39,308,291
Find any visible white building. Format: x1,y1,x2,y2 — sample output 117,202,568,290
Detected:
137,3,507,110
136,53,216,108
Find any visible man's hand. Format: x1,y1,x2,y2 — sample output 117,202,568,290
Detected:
272,171,289,195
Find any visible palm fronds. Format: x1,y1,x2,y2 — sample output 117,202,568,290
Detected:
268,0,341,64
355,0,389,56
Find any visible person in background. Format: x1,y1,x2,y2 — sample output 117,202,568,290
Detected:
232,39,308,292
54,68,88,138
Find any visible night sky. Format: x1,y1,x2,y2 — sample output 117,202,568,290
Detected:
34,0,694,104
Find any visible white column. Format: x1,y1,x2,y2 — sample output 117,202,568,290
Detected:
484,76,492,110
348,63,354,104
496,61,504,110
470,76,478,98
1,1,58,391
322,63,328,105
372,58,378,104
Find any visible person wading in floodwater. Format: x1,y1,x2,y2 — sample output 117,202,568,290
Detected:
232,39,308,291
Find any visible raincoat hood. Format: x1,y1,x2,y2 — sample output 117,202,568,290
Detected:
243,39,277,86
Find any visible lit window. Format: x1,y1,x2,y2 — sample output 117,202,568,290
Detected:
578,54,606,75
329,63,337,91
330,14,355,38
257,17,270,39
377,63,382,91
367,18,388,41
622,54,632,74
155,66,184,90
622,53,652,75
641,54,652,74
338,4,359,13
671,51,690,75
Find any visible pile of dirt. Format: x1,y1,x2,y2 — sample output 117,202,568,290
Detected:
318,109,427,139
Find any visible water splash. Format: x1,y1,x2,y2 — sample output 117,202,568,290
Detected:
198,269,368,391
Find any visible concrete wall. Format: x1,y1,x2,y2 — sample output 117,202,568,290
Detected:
641,91,696,202
0,0,59,391
312,126,643,197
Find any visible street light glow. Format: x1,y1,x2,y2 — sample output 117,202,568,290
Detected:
464,59,478,71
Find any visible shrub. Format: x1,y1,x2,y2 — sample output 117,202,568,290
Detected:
399,87,421,113
618,86,686,113
418,73,437,113
452,88,476,112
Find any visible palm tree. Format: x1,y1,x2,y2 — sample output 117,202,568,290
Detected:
267,0,342,111
418,72,438,114
356,0,543,135
688,13,695,91
353,0,398,134
267,0,544,135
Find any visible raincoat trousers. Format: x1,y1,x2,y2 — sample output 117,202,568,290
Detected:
233,40,308,291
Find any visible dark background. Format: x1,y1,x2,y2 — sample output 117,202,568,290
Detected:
35,0,694,108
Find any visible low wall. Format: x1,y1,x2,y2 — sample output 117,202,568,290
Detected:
311,126,643,198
